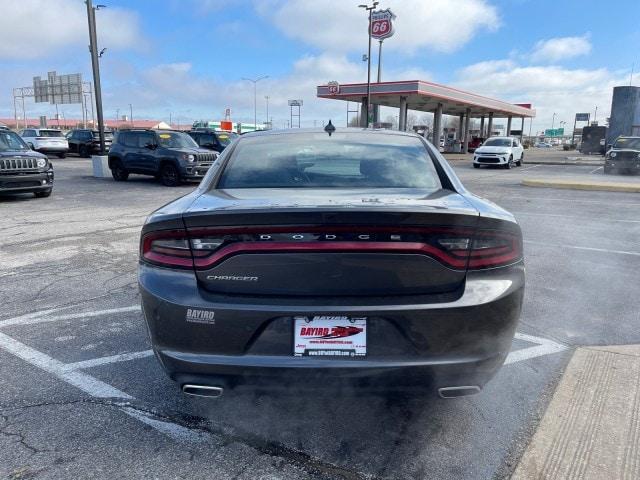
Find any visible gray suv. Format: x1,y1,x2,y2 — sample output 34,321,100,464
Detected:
108,129,218,186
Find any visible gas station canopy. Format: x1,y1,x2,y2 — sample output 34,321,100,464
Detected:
317,80,535,118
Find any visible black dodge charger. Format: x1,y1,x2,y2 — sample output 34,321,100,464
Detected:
139,128,524,398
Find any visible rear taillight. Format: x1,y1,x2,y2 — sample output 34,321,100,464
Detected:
141,230,193,268
468,230,523,269
140,226,522,270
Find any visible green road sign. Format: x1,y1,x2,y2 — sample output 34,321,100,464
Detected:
544,128,564,137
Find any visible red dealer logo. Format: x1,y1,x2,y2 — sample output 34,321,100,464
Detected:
370,9,396,40
300,326,363,339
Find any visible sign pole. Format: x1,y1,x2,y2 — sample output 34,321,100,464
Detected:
571,115,577,146
366,7,373,127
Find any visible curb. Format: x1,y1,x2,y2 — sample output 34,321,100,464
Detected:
522,161,603,167
512,345,640,479
522,178,640,193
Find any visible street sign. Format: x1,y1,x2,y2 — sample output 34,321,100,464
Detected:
575,113,590,122
327,81,340,95
370,9,395,40
544,128,565,137
288,99,303,106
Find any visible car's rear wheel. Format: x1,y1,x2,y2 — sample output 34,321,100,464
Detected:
57,152,66,158
34,189,52,198
516,154,523,166
160,163,180,187
111,160,129,181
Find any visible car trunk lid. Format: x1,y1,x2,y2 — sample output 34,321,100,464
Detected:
181,188,479,296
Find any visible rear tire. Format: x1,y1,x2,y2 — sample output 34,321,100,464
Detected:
79,145,90,158
57,152,66,159
34,189,52,198
516,154,522,166
159,163,180,187
111,160,129,181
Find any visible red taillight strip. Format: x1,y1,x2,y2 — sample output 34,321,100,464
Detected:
192,241,469,270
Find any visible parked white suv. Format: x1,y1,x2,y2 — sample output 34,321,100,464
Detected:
473,136,524,169
19,128,69,158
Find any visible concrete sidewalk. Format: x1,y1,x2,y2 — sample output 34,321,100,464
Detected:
513,345,640,480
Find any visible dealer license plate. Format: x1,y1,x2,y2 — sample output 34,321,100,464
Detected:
293,316,367,357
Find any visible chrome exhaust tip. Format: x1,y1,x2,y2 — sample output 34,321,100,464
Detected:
438,386,481,399
181,384,224,398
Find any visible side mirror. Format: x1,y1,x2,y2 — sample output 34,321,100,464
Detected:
144,143,157,150
607,144,612,150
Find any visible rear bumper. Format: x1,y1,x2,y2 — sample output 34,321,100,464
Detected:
0,170,54,194
139,263,524,392
36,146,68,154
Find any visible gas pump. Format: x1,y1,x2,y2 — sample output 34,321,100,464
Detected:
443,128,461,153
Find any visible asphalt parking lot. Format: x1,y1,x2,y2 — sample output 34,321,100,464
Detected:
1,157,639,479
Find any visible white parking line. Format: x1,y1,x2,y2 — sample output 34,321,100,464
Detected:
525,240,640,257
0,331,132,399
0,305,141,328
62,350,154,371
120,407,208,443
590,166,603,174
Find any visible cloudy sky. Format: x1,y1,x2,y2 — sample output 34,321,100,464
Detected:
1,0,638,133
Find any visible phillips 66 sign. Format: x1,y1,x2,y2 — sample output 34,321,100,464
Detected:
370,9,396,40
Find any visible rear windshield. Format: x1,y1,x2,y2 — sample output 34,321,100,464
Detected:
613,137,640,150
39,130,64,137
483,138,512,147
92,131,114,139
217,132,442,190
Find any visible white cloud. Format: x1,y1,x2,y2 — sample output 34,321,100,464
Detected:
530,35,592,63
96,52,432,127
455,60,622,134
257,0,499,54
0,0,145,59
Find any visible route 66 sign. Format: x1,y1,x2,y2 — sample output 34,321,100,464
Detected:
327,81,340,95
370,9,395,40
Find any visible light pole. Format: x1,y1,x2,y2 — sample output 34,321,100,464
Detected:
551,112,556,131
129,103,133,127
264,95,269,128
359,1,378,127
85,0,106,153
242,75,268,131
